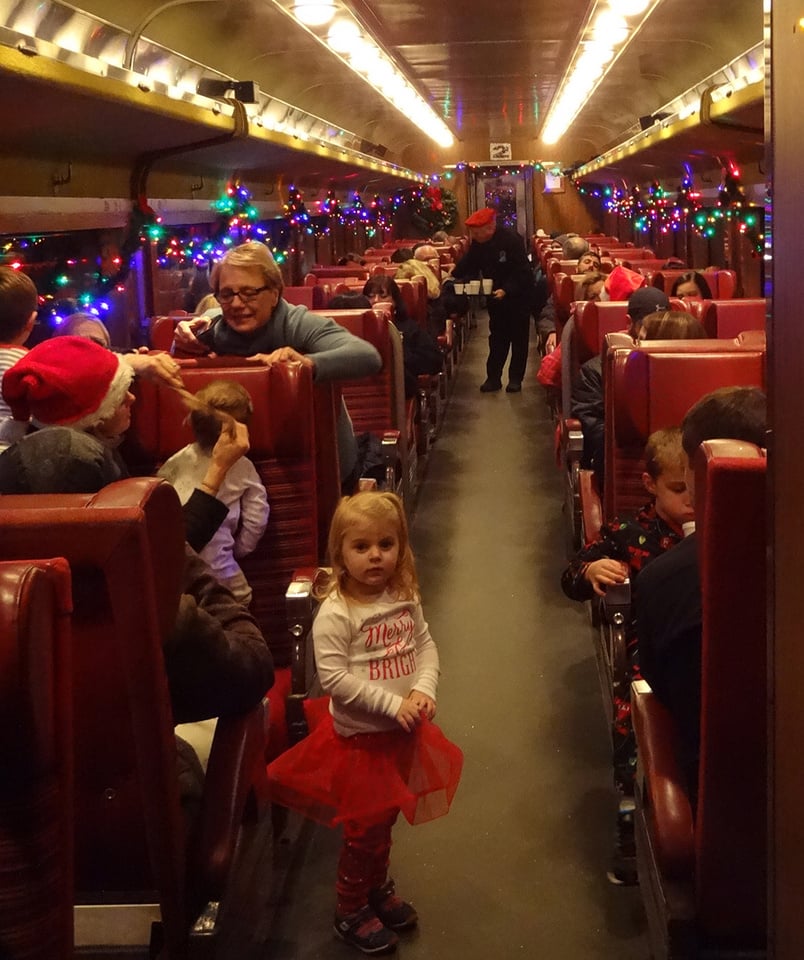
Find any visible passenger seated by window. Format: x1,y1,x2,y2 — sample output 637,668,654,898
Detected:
636,386,767,807
362,277,443,398
0,336,274,724
571,305,705,487
0,267,38,451
158,379,269,607
671,270,713,300
535,247,604,353
562,426,692,883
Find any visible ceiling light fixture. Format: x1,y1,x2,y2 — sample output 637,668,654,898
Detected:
540,0,663,146
268,0,454,149
572,43,763,178
292,2,336,27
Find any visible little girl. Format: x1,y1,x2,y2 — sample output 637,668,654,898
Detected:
158,379,269,605
267,491,462,955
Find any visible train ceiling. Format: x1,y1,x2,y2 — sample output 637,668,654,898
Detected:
0,0,764,193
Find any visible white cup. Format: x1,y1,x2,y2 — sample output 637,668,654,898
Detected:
482,278,493,294
453,282,465,294
467,280,481,295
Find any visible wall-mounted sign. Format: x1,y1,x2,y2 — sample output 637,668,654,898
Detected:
489,142,512,161
543,171,565,193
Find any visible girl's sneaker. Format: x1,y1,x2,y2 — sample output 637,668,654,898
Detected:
334,905,398,955
369,880,419,931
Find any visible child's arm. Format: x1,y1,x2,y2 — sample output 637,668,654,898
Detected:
313,600,405,722
561,523,630,601
408,602,439,719
233,462,270,559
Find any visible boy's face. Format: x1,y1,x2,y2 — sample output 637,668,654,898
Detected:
643,460,695,528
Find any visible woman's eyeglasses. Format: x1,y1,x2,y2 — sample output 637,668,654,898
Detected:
216,286,271,305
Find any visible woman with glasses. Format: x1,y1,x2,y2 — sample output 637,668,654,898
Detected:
173,241,382,491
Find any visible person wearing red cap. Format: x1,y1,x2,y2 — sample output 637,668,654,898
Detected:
451,207,535,392
0,335,274,724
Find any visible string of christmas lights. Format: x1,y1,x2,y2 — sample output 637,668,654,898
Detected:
574,166,764,253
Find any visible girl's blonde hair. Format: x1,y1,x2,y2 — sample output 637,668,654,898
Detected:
321,491,418,601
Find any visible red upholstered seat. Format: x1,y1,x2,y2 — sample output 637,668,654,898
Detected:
312,308,415,503
699,298,767,338
602,341,766,523
0,559,73,960
0,479,268,957
305,266,370,284
395,275,428,330
632,440,767,958
650,269,737,299
124,360,335,666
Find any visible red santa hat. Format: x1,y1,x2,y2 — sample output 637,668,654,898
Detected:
465,207,496,227
2,336,134,430
605,264,646,301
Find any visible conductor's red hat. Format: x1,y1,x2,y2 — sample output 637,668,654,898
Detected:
465,207,496,227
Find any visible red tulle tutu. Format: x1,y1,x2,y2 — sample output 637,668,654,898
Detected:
267,706,463,827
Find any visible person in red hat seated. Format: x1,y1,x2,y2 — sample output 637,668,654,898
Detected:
0,336,274,725
451,207,535,393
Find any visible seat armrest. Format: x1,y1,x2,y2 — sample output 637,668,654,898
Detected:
632,680,695,880
578,469,602,544
286,568,330,743
559,416,584,470
192,700,269,899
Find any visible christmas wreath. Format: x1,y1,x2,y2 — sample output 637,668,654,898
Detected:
404,186,459,234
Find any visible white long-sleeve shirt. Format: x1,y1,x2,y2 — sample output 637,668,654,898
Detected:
0,345,28,451
313,589,440,736
158,443,269,580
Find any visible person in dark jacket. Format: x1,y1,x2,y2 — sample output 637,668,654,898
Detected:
451,207,534,393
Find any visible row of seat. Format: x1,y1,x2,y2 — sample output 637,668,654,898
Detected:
553,297,767,554
537,283,768,955
0,287,471,956
633,440,767,959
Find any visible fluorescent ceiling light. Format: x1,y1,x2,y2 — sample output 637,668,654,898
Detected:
268,0,454,148
540,0,663,146
292,2,336,27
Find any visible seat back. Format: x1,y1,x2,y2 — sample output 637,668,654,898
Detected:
604,344,766,521
700,298,767,338
282,285,314,309
395,275,428,330
0,559,73,960
124,361,331,665
651,269,737,299
694,439,767,945
312,309,405,435
305,266,370,284
0,479,189,953
312,308,411,499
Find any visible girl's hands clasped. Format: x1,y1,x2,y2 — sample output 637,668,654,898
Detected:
395,690,437,731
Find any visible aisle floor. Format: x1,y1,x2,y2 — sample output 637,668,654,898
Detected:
264,316,648,959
